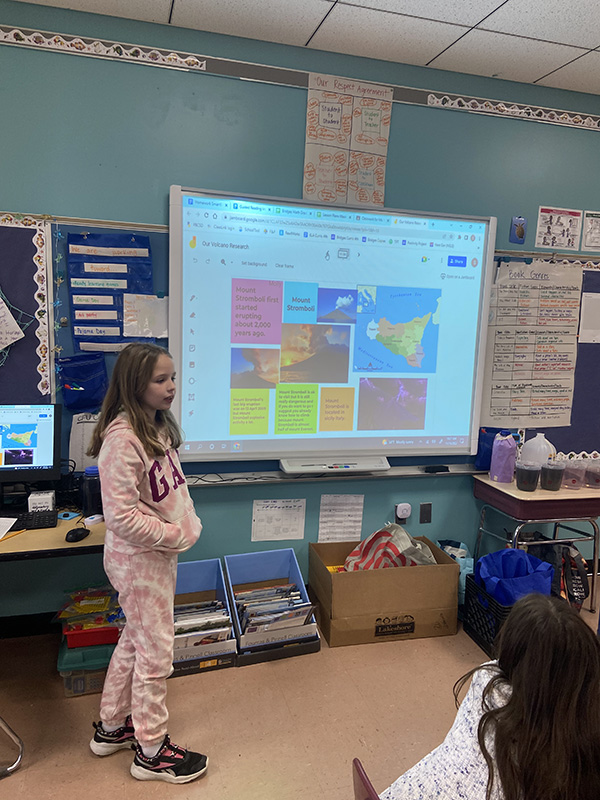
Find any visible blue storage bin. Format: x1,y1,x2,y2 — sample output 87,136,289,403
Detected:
174,558,237,668
224,549,319,652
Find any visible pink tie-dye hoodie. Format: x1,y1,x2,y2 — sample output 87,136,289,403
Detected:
98,414,201,555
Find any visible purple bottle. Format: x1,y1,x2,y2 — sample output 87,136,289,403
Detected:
489,430,517,483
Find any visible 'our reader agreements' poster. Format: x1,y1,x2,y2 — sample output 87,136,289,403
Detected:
480,261,583,428
303,73,393,207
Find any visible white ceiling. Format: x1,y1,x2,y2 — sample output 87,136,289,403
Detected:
11,0,600,95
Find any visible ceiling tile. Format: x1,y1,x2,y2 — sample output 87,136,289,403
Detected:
171,0,334,46
308,5,468,65
483,0,600,48
430,28,586,83
536,49,600,95
10,0,172,25
340,1,506,27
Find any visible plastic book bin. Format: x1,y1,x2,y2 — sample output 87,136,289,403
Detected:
462,573,513,657
57,640,115,697
224,549,320,665
173,558,237,676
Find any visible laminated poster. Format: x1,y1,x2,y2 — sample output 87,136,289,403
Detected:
303,73,392,208
582,211,600,251
480,261,583,428
534,206,582,250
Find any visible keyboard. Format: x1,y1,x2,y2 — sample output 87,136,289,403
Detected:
0,509,58,532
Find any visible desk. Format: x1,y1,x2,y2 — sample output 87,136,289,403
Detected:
473,475,599,613
0,518,105,562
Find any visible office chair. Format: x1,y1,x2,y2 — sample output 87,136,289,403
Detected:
352,757,379,800
0,715,23,777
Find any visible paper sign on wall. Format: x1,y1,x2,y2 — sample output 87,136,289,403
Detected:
303,73,392,208
123,294,168,338
0,297,25,351
251,498,306,542
318,494,364,543
480,261,583,427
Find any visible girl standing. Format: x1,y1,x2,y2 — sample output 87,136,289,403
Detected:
87,343,207,784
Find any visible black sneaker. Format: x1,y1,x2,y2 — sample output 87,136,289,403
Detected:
130,735,208,784
90,715,136,756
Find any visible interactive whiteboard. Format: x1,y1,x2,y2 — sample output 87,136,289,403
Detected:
169,186,496,464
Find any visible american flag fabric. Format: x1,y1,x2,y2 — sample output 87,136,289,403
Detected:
344,523,436,571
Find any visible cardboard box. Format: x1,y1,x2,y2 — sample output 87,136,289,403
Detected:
173,558,237,674
224,549,319,652
309,537,459,647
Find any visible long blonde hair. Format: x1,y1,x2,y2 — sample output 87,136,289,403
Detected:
87,343,183,459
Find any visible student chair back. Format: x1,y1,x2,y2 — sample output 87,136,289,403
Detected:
352,757,379,800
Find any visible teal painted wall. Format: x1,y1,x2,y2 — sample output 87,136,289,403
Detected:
1,474,479,615
1,0,598,614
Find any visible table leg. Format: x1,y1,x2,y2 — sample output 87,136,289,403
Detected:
589,518,598,614
0,715,23,776
475,505,487,561
511,522,529,549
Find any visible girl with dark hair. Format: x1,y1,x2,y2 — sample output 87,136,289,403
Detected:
87,343,207,784
380,593,600,800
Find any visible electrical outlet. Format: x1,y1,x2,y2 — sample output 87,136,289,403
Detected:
420,502,432,524
395,502,412,520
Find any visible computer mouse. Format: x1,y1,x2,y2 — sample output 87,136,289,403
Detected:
65,527,91,543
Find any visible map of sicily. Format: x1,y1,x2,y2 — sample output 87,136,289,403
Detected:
355,286,441,373
1,424,38,449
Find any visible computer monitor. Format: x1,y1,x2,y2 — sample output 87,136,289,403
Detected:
0,404,62,484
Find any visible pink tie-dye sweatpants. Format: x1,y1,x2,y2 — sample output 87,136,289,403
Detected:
99,542,178,748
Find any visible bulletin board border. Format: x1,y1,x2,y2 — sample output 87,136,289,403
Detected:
2,23,600,134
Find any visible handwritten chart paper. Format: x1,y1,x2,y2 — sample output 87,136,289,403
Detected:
317,494,364,543
251,498,306,542
480,262,583,427
303,73,392,207
0,296,25,350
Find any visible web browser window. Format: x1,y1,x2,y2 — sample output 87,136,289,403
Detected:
170,188,496,461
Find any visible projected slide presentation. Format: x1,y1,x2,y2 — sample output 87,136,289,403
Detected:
170,189,495,460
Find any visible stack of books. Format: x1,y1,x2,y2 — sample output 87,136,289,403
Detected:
173,599,232,648
234,583,315,634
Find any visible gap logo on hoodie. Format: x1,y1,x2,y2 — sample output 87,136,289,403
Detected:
149,450,186,503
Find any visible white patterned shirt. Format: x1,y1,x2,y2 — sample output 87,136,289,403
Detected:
380,663,508,800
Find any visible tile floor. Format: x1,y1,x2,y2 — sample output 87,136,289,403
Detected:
1,607,598,799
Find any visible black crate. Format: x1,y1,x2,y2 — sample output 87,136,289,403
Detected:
463,574,513,657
